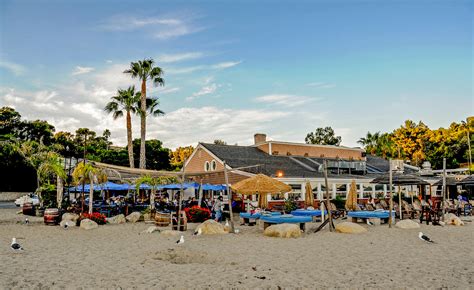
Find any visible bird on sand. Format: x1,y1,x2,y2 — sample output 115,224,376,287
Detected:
176,235,185,244
24,218,29,225
418,232,434,243
193,228,202,236
11,238,24,251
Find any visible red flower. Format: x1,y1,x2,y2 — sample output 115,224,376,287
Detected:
184,206,211,223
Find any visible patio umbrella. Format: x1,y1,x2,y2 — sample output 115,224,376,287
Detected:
231,174,291,210
304,181,314,207
258,191,268,208
345,180,358,211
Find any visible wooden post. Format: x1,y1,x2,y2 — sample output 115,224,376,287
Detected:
388,159,393,228
223,161,235,233
177,160,186,231
323,160,334,232
442,158,446,221
398,186,402,219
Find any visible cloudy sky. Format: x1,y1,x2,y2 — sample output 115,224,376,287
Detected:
0,0,472,149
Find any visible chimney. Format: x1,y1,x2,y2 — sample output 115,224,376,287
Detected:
254,133,267,144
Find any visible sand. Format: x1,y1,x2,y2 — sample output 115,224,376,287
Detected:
0,208,473,289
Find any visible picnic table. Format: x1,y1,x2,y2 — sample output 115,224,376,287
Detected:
260,214,312,231
347,210,395,224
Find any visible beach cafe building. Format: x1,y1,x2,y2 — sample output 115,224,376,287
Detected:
184,134,445,208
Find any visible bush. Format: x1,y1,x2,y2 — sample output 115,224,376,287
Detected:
284,198,298,213
184,206,211,223
79,212,107,225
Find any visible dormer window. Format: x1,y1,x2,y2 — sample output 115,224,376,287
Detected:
211,160,217,171
204,161,210,171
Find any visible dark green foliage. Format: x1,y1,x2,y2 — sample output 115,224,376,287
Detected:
305,127,342,146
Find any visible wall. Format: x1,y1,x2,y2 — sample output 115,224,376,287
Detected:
258,142,364,160
185,147,224,173
0,192,29,202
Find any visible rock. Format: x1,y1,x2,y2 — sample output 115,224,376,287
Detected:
196,219,227,235
335,222,367,234
444,213,464,226
395,219,420,229
62,213,79,222
126,212,141,223
263,223,301,238
107,214,126,224
143,226,160,234
60,220,76,228
160,230,180,237
80,219,98,230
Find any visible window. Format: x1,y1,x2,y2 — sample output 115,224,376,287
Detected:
336,184,347,199
288,184,301,200
211,160,217,171
204,161,210,171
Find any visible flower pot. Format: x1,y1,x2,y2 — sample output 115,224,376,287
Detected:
44,208,60,225
22,202,35,216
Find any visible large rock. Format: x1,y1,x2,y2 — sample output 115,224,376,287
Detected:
160,230,180,237
62,213,79,222
263,223,301,238
143,226,160,234
444,213,464,226
80,219,98,230
107,214,126,224
126,212,141,223
395,219,420,229
60,220,77,228
196,219,227,235
336,222,367,234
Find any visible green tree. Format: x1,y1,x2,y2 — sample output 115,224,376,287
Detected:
132,139,171,170
20,120,55,145
170,146,194,170
213,139,227,145
124,58,165,169
357,132,380,155
37,151,66,208
0,107,22,140
305,126,342,146
72,162,107,214
105,86,141,168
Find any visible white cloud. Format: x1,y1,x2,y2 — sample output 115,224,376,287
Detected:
156,87,180,94
158,52,204,63
187,83,217,101
0,60,25,76
212,61,242,69
72,66,95,76
167,61,242,75
306,82,336,89
255,94,316,107
154,26,204,40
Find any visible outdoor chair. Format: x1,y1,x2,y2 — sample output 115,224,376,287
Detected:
365,204,375,211
330,202,345,219
374,203,384,210
379,200,389,210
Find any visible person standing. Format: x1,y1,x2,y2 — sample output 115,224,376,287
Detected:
212,196,224,222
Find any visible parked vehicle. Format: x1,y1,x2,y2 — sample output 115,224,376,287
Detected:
15,193,40,207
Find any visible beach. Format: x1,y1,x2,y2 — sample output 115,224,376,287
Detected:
0,208,473,289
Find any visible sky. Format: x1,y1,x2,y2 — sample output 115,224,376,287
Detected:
0,0,472,149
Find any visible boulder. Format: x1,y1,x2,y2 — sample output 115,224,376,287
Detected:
444,213,464,226
60,220,77,228
160,230,180,237
335,222,367,234
263,223,301,238
80,219,98,230
143,226,160,234
61,213,79,222
395,219,420,229
196,219,227,235
126,212,141,223
107,214,126,224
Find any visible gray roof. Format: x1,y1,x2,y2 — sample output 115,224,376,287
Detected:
201,143,375,179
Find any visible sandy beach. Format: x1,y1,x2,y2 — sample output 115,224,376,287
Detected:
0,208,473,289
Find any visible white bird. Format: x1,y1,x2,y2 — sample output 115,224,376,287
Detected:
176,235,185,244
366,220,374,226
225,220,229,227
418,232,434,243
10,238,24,251
234,229,240,234
193,228,202,236
24,218,29,225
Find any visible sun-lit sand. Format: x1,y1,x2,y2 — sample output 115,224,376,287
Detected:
1,208,473,288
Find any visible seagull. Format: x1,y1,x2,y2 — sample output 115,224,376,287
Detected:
366,220,374,226
24,218,29,225
10,238,24,251
225,220,230,227
193,228,202,236
63,223,68,229
418,232,434,243
234,229,240,234
176,235,184,245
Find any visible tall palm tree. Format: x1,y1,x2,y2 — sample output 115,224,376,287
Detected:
72,163,107,214
37,152,66,208
104,86,140,168
358,132,380,155
124,58,165,169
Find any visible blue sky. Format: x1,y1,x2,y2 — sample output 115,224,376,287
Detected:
0,0,472,148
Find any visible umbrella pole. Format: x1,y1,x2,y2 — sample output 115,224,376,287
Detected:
323,160,334,232
398,186,402,219
223,161,235,233
442,158,446,221
177,160,186,231
388,160,393,228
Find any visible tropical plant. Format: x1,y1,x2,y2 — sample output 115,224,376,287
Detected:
284,198,298,213
135,175,178,210
124,58,165,169
305,126,342,146
105,86,141,168
37,151,66,208
358,132,381,155
72,162,107,214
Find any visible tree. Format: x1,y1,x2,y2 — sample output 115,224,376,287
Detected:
135,175,177,211
19,120,55,145
170,146,194,169
357,132,380,155
392,120,429,166
0,107,22,140
213,139,227,145
72,162,107,214
124,58,165,169
132,139,171,170
105,86,141,168
37,152,66,208
305,126,342,146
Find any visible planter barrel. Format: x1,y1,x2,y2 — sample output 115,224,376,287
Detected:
44,208,60,225
22,202,35,216
155,212,171,227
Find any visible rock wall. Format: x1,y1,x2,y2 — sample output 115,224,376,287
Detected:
0,192,30,202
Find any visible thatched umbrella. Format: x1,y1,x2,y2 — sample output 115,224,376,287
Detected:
345,180,358,211
231,174,291,210
304,181,314,207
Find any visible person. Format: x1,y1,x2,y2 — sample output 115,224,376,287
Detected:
212,196,224,222
368,197,376,208
457,193,464,216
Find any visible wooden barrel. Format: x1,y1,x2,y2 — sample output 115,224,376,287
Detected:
22,202,35,216
44,208,60,225
155,212,171,227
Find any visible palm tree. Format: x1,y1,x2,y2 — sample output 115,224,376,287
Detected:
135,175,177,214
37,152,66,208
124,58,165,169
358,132,380,155
72,163,107,214
104,86,140,168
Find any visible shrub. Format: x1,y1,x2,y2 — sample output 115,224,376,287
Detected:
284,198,298,213
184,206,211,223
79,212,107,225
